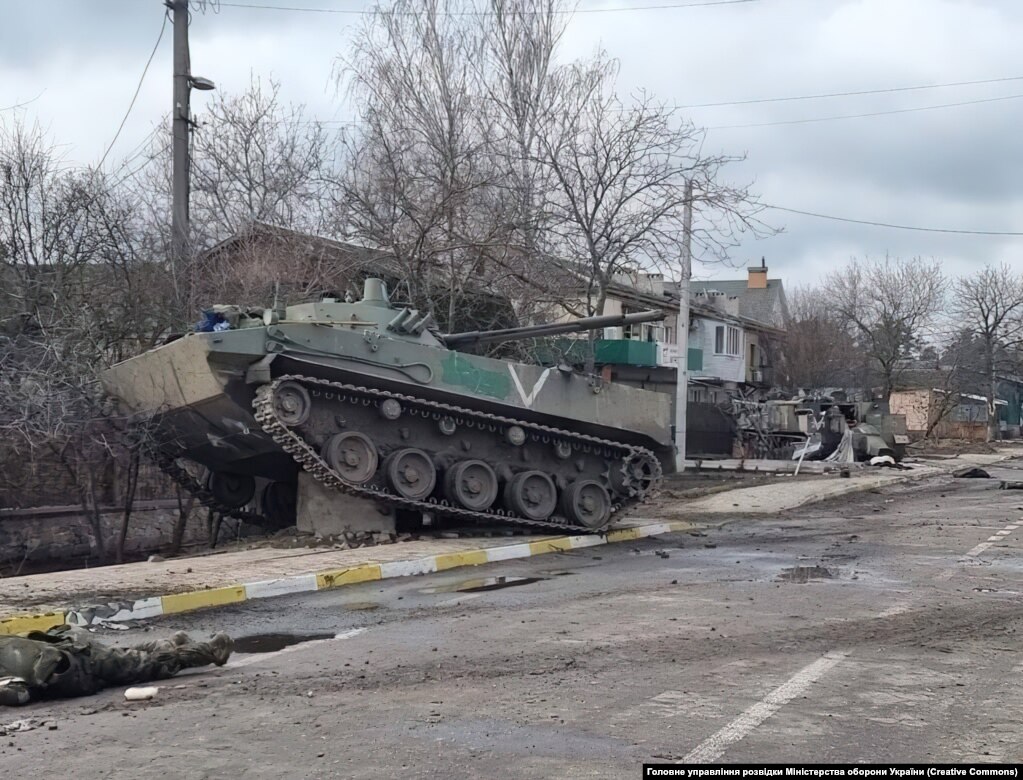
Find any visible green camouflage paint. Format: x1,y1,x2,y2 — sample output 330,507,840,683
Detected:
441,353,511,399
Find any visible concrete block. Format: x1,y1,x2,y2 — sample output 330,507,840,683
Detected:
296,472,396,536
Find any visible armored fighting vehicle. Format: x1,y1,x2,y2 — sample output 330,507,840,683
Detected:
102,279,674,532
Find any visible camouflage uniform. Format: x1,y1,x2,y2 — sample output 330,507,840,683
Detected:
0,626,232,706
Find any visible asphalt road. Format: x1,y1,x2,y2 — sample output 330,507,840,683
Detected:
4,460,1023,778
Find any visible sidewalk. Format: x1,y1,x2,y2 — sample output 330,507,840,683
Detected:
1,449,1015,634
683,451,1018,514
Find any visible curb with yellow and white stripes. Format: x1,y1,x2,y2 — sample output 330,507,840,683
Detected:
0,520,702,636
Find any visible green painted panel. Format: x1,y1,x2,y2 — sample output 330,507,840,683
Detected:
441,352,511,399
687,348,703,371
594,340,657,367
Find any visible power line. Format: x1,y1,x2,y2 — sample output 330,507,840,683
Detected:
218,0,759,15
709,92,1023,129
98,13,169,170
766,204,1023,236
679,74,1023,109
276,86,1023,128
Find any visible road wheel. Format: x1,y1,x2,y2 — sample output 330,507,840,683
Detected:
273,380,312,427
323,432,378,485
445,459,499,511
385,448,437,501
560,479,611,529
207,471,256,509
504,470,557,521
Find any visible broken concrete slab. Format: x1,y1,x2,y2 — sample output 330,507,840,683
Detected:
296,471,396,536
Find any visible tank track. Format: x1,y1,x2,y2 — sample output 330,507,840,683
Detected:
253,374,662,534
145,444,268,525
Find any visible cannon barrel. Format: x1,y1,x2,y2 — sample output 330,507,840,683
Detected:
442,309,666,347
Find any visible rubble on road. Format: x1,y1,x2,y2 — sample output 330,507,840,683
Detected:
268,528,400,551
0,717,48,735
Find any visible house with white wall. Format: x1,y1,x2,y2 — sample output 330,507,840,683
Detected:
568,262,786,405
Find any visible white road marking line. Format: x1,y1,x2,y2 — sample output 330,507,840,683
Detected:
682,650,849,763
679,510,1020,761
965,542,994,557
877,603,912,618
229,628,366,669
434,593,482,608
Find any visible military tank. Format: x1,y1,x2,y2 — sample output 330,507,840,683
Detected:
102,279,674,533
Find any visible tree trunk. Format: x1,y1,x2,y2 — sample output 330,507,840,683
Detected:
84,468,107,561
116,449,141,564
583,288,607,376
168,488,195,557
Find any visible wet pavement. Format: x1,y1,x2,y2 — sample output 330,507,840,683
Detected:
4,458,1023,776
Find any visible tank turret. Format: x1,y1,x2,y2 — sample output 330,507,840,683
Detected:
103,279,672,532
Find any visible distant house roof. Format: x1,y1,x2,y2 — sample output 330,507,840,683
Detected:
688,278,788,329
604,281,785,336
202,221,393,274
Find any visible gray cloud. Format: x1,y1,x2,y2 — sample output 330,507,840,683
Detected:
2,0,1020,288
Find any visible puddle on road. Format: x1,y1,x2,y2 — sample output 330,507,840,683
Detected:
776,565,835,583
233,632,335,654
420,576,546,594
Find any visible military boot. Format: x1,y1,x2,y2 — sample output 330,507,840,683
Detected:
209,633,233,666
0,676,30,706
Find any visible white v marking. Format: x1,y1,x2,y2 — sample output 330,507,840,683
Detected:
508,365,551,409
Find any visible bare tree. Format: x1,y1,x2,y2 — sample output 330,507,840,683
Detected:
190,77,333,244
534,53,765,323
334,0,496,330
478,0,567,259
781,284,860,391
825,256,946,402
334,0,764,339
923,347,966,441
133,78,334,321
0,121,170,558
950,263,1023,440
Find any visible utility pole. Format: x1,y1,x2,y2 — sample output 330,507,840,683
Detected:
673,178,693,473
167,0,214,313
169,0,190,271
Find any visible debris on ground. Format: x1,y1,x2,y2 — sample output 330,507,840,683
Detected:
268,529,399,550
999,480,1023,490
124,686,159,702
954,467,991,479
0,717,48,736
908,438,1000,456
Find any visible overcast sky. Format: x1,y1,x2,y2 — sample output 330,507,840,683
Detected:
2,0,1022,287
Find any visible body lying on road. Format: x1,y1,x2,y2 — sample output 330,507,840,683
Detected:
0,625,232,706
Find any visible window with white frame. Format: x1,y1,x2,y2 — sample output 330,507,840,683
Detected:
713,325,742,356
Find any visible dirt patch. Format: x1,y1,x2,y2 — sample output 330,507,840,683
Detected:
907,439,1000,456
